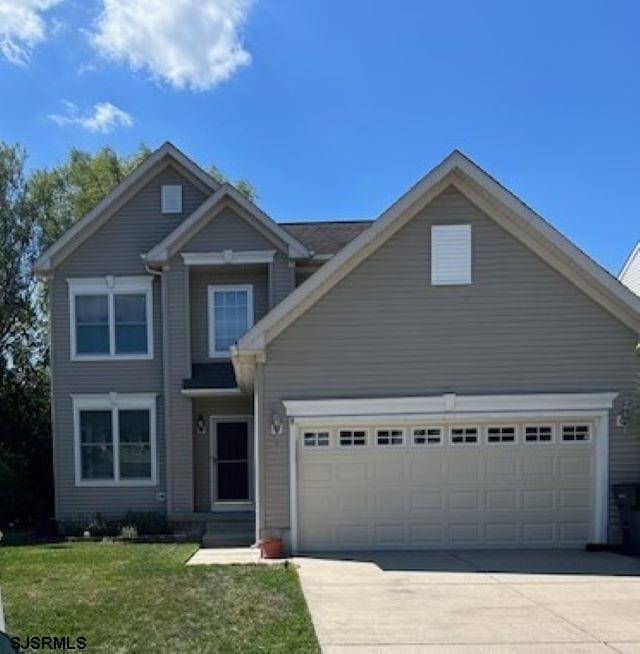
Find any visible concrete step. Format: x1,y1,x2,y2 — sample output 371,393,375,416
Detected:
202,530,255,548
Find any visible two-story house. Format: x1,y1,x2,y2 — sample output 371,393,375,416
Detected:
35,143,640,552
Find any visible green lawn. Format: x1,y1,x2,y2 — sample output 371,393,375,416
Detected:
0,542,319,653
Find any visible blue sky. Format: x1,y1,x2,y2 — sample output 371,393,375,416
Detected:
1,0,639,274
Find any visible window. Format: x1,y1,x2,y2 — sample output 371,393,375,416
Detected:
412,427,442,446
376,428,404,446
450,427,478,445
73,394,157,486
486,426,516,444
208,285,254,357
161,185,182,213
524,425,553,443
68,277,153,359
562,424,591,442
431,224,472,285
339,429,367,447
303,431,330,448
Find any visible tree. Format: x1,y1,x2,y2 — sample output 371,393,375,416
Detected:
207,164,257,201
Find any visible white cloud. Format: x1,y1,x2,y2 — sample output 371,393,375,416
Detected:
90,0,252,91
49,101,133,133
0,0,63,65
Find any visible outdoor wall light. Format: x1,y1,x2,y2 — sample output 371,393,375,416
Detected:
196,414,206,435
271,412,283,436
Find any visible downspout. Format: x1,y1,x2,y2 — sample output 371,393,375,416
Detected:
145,262,172,516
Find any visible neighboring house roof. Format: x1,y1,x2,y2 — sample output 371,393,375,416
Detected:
281,220,373,255
144,183,309,266
34,142,220,276
619,241,640,295
183,362,237,389
234,149,640,381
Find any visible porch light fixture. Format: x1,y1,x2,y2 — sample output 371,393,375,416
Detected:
196,414,206,435
271,412,283,436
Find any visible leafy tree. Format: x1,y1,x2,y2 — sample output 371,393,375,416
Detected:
208,164,257,201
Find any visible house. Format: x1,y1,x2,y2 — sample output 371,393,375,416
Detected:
620,241,640,295
35,143,640,552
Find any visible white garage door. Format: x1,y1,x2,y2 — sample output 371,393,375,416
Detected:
297,421,597,551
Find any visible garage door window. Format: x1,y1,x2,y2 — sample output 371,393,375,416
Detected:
450,427,478,445
524,425,554,443
376,429,404,446
412,427,442,445
562,424,591,442
339,429,367,447
303,431,330,448
486,426,516,444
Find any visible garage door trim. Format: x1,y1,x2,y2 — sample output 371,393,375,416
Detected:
285,392,616,553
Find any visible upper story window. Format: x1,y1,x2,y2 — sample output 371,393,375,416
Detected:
68,276,153,360
208,285,254,357
161,184,182,213
431,224,472,285
73,393,157,486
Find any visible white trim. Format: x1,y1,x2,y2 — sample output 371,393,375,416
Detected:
289,419,299,553
374,427,406,447
145,183,309,266
618,241,639,280
35,142,219,276
72,392,157,487
337,427,369,448
181,388,242,397
411,426,444,446
68,276,154,361
594,411,609,543
282,392,618,419
182,250,276,266
522,423,555,444
207,284,254,358
449,425,480,446
485,424,518,445
236,150,640,359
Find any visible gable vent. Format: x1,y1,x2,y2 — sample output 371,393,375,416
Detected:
431,224,472,285
161,185,182,214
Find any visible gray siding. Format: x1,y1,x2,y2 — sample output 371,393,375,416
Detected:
192,396,253,512
260,186,640,539
190,266,269,363
51,166,209,522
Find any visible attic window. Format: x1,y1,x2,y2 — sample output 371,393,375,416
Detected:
161,185,182,214
431,224,472,285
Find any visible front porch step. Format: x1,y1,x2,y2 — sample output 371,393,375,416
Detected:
202,529,255,548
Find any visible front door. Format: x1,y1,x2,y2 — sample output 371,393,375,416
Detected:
212,421,249,505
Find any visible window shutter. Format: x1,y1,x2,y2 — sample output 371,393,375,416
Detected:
161,185,182,214
431,224,472,285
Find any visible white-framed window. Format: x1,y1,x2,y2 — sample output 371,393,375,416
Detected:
524,425,554,444
376,428,404,446
338,429,368,447
450,426,478,445
68,276,153,360
561,424,591,442
303,431,331,448
486,426,517,444
161,184,182,213
207,285,254,357
431,224,472,285
73,393,157,486
412,427,443,446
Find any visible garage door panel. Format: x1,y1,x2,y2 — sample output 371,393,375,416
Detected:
298,422,597,551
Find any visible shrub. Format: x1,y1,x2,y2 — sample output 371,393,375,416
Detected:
122,511,170,535
86,514,116,537
119,524,138,539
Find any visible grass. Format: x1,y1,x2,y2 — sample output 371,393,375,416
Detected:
0,542,319,653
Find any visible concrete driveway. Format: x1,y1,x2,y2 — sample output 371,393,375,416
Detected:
294,550,640,653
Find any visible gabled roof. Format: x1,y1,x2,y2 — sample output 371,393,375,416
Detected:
281,220,373,255
34,142,220,276
235,149,640,369
619,241,640,295
144,183,309,266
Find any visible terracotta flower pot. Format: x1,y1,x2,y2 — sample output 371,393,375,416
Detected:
260,537,284,559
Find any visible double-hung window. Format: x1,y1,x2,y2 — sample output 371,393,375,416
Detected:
73,394,157,486
69,276,153,359
208,285,254,357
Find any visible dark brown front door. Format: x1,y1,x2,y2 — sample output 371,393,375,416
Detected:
215,422,249,501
